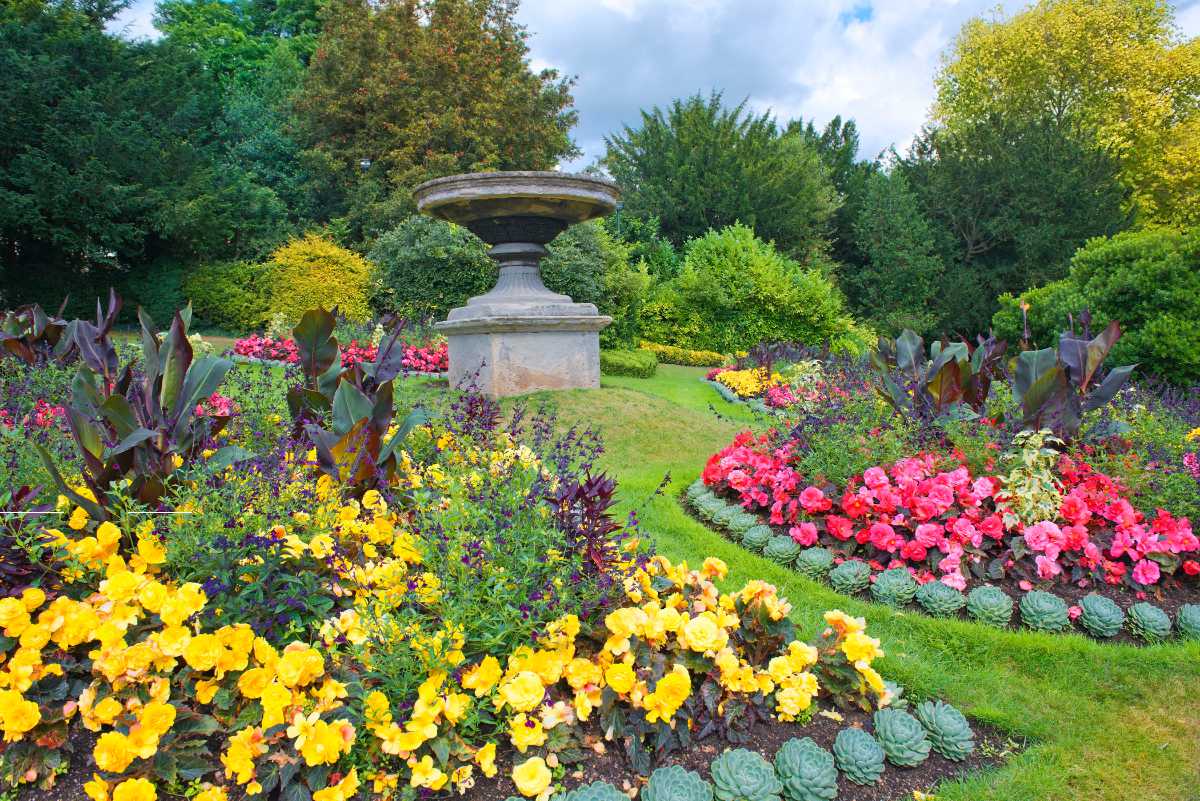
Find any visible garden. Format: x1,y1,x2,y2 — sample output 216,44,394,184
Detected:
3,0,1200,798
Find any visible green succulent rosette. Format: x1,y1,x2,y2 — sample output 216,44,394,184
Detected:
914,700,975,761
764,535,802,566
643,766,714,801
828,559,872,595
915,580,967,617
873,708,932,767
795,547,835,581
554,783,628,801
832,727,885,785
773,737,837,801
1126,602,1172,642
743,525,774,553
966,585,1013,628
1077,593,1124,638
1019,590,1070,632
1177,604,1200,640
871,567,917,607
710,748,783,801
728,511,764,537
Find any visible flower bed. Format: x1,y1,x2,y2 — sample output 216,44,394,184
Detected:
0,300,1009,801
232,333,448,374
694,431,1200,642
702,346,871,415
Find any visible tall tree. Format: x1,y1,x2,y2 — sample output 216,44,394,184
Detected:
935,0,1200,227
844,170,943,336
604,92,838,259
294,0,578,243
897,116,1130,335
791,114,877,266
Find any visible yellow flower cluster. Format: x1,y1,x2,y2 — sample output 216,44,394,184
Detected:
714,368,781,399
1186,426,1200,443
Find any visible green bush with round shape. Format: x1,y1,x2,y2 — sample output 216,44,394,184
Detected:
871,567,916,607
1019,590,1070,632
554,782,628,801
794,547,834,581
183,259,273,332
728,511,763,537
1177,604,1200,640
763,536,802,567
913,700,975,762
710,748,782,801
966,585,1013,628
873,708,931,767
773,737,837,801
1126,602,1172,642
832,727,884,785
915,581,966,618
828,560,871,595
642,765,714,801
742,525,773,553
600,349,658,378
1077,593,1125,639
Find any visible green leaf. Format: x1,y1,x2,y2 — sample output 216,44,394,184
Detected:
1013,348,1057,404
103,428,157,459
160,312,193,415
332,380,372,436
206,446,254,471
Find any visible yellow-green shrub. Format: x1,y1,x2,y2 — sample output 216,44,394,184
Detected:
639,340,726,367
266,234,373,325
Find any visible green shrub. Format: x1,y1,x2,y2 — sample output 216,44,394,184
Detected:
599,349,657,378
367,216,496,320
992,227,1200,384
542,220,649,349
1070,227,1200,384
183,260,273,332
638,340,726,367
266,234,373,326
117,261,189,327
992,279,1092,348
665,224,859,353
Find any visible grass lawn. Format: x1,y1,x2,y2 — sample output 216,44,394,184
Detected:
500,364,1200,801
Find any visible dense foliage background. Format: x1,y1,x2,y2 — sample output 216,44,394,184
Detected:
1,0,1197,380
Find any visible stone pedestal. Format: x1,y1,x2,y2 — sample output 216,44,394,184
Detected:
436,242,611,397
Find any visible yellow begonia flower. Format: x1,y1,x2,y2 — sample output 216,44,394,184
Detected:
112,777,157,801
475,741,498,777
497,671,545,712
823,609,865,635
679,612,729,653
313,768,359,801
408,755,448,790
643,665,691,724
841,631,883,664
194,787,230,801
84,774,109,801
512,756,552,798
0,689,41,741
93,730,135,773
604,661,636,695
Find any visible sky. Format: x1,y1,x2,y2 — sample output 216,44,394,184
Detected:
110,0,1200,170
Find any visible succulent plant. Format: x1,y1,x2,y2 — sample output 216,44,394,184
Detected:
1019,590,1070,632
554,782,629,801
713,504,744,528
831,727,885,785
966,585,1013,628
686,479,709,501
710,748,783,801
642,766,714,801
1126,602,1172,642
872,708,931,767
764,536,802,566
871,568,917,607
1076,593,1124,638
743,525,774,553
913,700,975,761
773,738,837,801
1178,604,1200,640
795,547,835,581
828,559,872,595
915,581,967,618
697,496,728,521
728,511,763,537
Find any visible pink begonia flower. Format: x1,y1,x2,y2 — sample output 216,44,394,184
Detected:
941,572,967,590
914,523,944,548
789,522,818,546
1024,523,1051,553
1131,558,1160,586
1059,493,1092,526
863,466,890,490
1035,554,1062,580
798,486,831,513
972,477,995,499
1018,580,1033,591
1068,605,1082,621
900,540,927,562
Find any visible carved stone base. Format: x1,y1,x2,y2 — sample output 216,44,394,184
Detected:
438,315,610,398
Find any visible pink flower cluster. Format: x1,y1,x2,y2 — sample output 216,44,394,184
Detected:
231,334,448,373
32,400,64,428
232,334,299,363
195,392,236,418
402,342,448,373
703,431,1199,590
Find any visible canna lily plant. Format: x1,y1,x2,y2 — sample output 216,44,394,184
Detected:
0,299,72,366
871,330,1007,421
37,299,244,519
1011,318,1136,442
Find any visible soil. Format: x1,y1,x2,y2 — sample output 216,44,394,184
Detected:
684,491,1200,645
459,703,1018,801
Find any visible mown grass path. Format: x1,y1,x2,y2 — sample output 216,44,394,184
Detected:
517,364,1200,801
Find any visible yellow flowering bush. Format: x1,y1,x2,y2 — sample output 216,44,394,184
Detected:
713,367,779,399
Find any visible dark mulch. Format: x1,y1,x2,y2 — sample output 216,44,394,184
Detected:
684,492,1200,646
460,703,1018,801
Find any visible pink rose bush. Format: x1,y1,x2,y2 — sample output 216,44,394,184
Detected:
703,431,1199,592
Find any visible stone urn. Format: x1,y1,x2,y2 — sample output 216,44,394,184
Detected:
413,171,620,397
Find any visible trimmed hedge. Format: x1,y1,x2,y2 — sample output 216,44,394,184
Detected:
639,340,726,367
600,349,658,378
